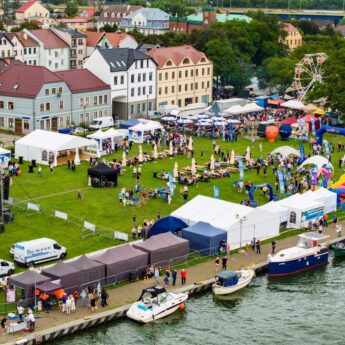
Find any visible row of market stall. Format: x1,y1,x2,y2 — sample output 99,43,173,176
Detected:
8,232,189,306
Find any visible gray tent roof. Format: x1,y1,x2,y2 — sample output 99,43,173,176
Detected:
42,261,80,278
93,245,146,265
68,255,105,270
8,270,51,289
36,280,63,293
134,232,188,251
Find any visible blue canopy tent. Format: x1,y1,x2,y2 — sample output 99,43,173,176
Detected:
182,221,227,255
147,216,188,238
119,119,140,129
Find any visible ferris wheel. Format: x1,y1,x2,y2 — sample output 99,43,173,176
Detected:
292,53,327,101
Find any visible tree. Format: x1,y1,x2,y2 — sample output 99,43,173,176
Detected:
65,0,79,18
100,23,118,32
291,19,320,35
11,21,40,32
152,0,194,17
129,0,147,5
3,0,11,19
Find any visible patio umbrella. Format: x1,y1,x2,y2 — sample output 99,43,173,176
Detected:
152,144,158,159
138,145,144,163
121,151,126,167
177,119,193,124
314,108,325,115
169,141,173,156
227,119,241,124
74,148,80,165
210,154,215,171
230,149,235,165
173,162,179,178
188,136,193,151
191,158,196,174
161,116,177,121
245,147,251,161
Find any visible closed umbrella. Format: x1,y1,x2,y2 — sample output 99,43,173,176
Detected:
121,151,126,167
188,136,193,151
230,149,235,165
74,148,80,165
210,154,215,171
138,145,144,163
245,146,251,161
173,162,179,178
191,158,196,174
152,144,158,159
169,141,173,156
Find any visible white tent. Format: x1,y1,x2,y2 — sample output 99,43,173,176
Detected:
241,103,264,113
257,201,289,224
271,146,301,158
281,100,305,110
171,195,280,249
129,120,163,143
15,130,97,166
276,193,324,229
223,105,244,115
298,156,333,171
303,188,337,214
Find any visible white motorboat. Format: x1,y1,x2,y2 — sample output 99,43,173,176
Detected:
126,286,188,323
212,270,254,296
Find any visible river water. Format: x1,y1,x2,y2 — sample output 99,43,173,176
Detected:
54,256,345,345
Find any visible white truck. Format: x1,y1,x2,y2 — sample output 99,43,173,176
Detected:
0,259,15,276
88,116,114,130
12,238,67,266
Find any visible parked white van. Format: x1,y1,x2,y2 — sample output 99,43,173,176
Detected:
0,259,15,276
12,238,67,266
88,116,114,130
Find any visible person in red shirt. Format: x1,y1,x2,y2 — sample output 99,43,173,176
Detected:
180,269,187,285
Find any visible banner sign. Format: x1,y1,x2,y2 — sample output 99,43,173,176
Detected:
310,117,316,136
299,143,305,163
277,170,285,194
238,157,244,181
214,185,220,199
168,172,174,197
303,207,324,221
228,123,234,143
323,139,330,159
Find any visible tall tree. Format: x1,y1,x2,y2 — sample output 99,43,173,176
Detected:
152,0,194,16
65,0,79,18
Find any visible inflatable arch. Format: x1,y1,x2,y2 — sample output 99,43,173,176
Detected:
249,183,274,203
316,126,345,145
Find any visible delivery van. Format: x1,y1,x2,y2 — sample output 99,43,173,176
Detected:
12,238,67,266
0,259,15,276
88,116,114,130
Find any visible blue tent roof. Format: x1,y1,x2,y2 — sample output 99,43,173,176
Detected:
147,216,188,238
183,221,226,236
120,119,140,129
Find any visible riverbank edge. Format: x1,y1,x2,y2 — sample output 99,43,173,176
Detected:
3,236,342,345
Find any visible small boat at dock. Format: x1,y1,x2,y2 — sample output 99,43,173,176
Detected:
212,270,254,296
332,240,345,257
268,232,329,278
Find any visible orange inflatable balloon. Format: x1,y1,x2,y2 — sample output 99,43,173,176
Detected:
265,126,279,142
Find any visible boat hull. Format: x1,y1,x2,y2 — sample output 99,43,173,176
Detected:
213,270,254,295
332,248,345,257
268,251,329,278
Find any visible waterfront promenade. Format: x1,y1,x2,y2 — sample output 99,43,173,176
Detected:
2,223,342,344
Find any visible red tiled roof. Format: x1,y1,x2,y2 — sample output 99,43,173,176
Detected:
282,23,298,32
81,9,96,17
30,29,69,48
59,16,88,23
0,64,63,99
147,45,210,69
105,32,136,48
15,32,39,47
84,31,104,46
55,69,110,93
16,0,37,13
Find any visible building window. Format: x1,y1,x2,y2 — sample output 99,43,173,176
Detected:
8,102,14,110
140,60,143,68
196,69,199,77
94,96,97,105
207,67,210,75
165,72,168,80
66,116,71,126
46,103,51,111
138,87,141,96
55,63,58,69
172,71,175,79
178,71,182,78
138,74,141,82
148,102,152,111
99,95,103,104
40,103,44,112
136,104,140,113
0,101,3,109
52,88,56,95
104,95,108,104
191,70,193,77
142,102,146,112
114,76,118,85
131,75,134,83
158,87,162,95
202,81,204,89
142,73,146,82
131,88,134,97
120,75,124,84
149,72,153,81
178,85,181,92
45,89,49,96
171,86,175,93
80,97,84,106
146,60,149,68
24,48,27,54
178,99,182,107
185,70,188,78
58,87,63,94
79,114,84,122
8,118,14,128
182,58,190,64
99,110,102,117
164,86,168,95
143,86,146,95
149,85,152,94
59,100,64,109
207,81,210,88
195,82,198,90
0,117,4,127
130,105,134,114
290,211,296,224
159,73,162,81
59,117,64,128
185,84,188,91
23,120,30,130
202,68,205,76
85,113,90,122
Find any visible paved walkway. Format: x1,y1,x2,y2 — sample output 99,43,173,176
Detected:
1,223,342,343
0,133,21,147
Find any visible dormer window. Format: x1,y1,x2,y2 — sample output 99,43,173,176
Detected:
200,57,206,62
111,12,115,18
166,60,173,66
182,58,190,65
104,12,108,18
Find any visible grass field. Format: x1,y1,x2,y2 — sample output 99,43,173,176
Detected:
1,132,344,267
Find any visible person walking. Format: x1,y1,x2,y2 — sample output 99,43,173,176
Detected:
180,269,187,285
271,240,276,254
164,272,170,287
251,237,256,251
256,240,261,254
101,289,109,308
221,256,228,271
172,269,177,286
90,294,96,313
80,289,87,308
154,266,160,285
70,295,76,313
17,305,24,323
214,257,220,272
38,166,42,177
65,296,72,315
26,310,35,331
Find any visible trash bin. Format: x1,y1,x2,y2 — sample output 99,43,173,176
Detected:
18,156,23,164
31,159,36,167
0,223,5,233
37,300,42,311
153,171,157,178
28,166,34,173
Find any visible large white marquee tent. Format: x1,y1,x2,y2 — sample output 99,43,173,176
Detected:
171,195,280,249
15,129,97,166
298,155,333,171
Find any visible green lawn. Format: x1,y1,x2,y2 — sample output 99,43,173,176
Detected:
1,133,344,268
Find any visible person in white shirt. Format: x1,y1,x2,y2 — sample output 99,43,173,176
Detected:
65,296,72,315
17,305,24,323
26,310,35,331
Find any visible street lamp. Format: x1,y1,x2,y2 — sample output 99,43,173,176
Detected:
235,214,247,250
146,95,149,118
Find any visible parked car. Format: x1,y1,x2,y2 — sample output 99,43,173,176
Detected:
88,116,114,130
0,259,15,276
12,238,67,266
72,127,88,134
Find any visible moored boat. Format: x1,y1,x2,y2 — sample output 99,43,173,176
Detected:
126,286,188,323
268,232,329,278
332,240,345,257
212,270,254,296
